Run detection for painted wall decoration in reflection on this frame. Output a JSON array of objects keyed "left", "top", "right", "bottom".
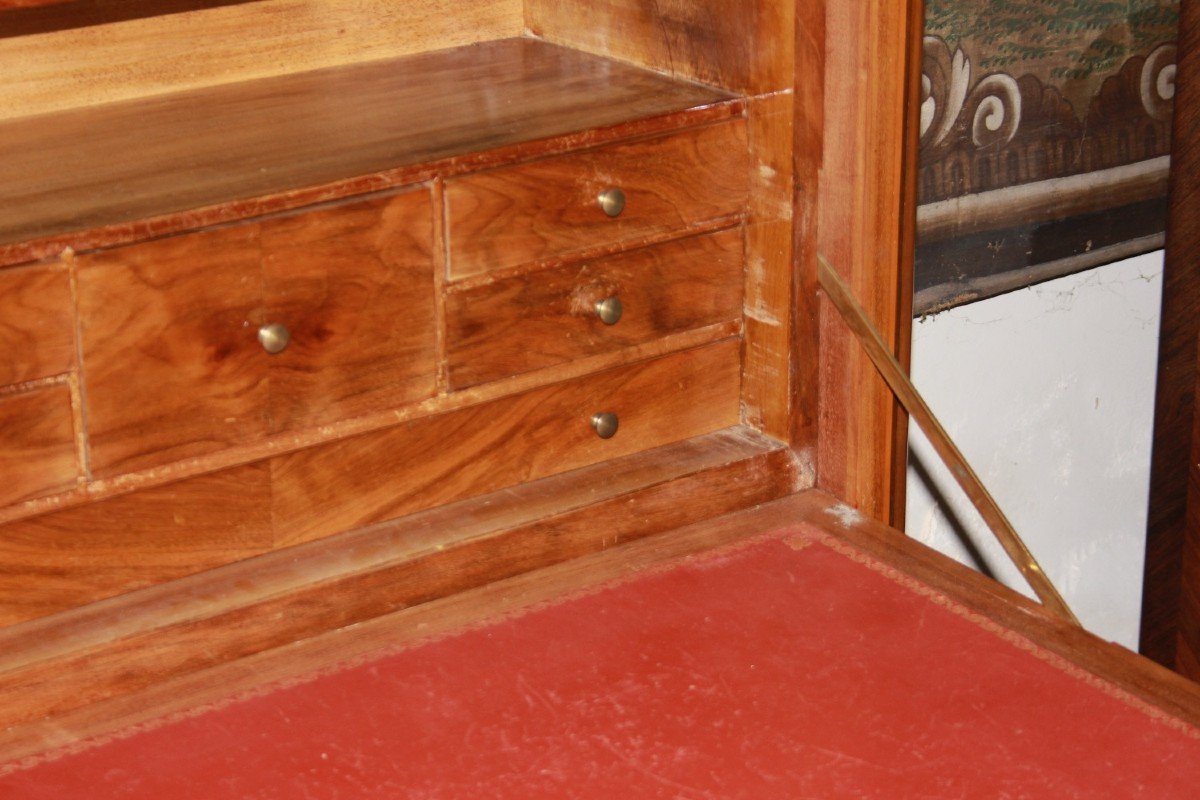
[{"left": 916, "top": 0, "right": 1179, "bottom": 313}]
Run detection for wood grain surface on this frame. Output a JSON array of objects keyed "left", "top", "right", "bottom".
[
  {"left": 446, "top": 229, "right": 744, "bottom": 388},
  {"left": 444, "top": 121, "right": 749, "bottom": 279},
  {"left": 76, "top": 191, "right": 436, "bottom": 477},
  {"left": 77, "top": 221, "right": 269, "bottom": 477},
  {"left": 816, "top": 0, "right": 922, "bottom": 525},
  {"left": 0, "top": 386, "right": 79, "bottom": 508},
  {"left": 0, "top": 463, "right": 270, "bottom": 627},
  {"left": 259, "top": 190, "right": 437, "bottom": 433},
  {"left": 0, "top": 264, "right": 74, "bottom": 386},
  {"left": 0, "top": 38, "right": 738, "bottom": 266},
  {"left": 526, "top": 0, "right": 794, "bottom": 95},
  {"left": 0, "top": 428, "right": 792, "bottom": 744},
  {"left": 0, "top": 2, "right": 256, "bottom": 39},
  {"left": 0, "top": 0, "right": 521, "bottom": 119},
  {"left": 741, "top": 91, "right": 801, "bottom": 445},
  {"left": 272, "top": 340, "right": 743, "bottom": 547},
  {"left": 1142, "top": 0, "right": 1200, "bottom": 677}
]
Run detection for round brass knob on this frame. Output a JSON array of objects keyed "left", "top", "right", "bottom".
[
  {"left": 594, "top": 296, "right": 624, "bottom": 326},
  {"left": 591, "top": 412, "right": 619, "bottom": 440},
  {"left": 257, "top": 323, "right": 291, "bottom": 354},
  {"left": 597, "top": 187, "right": 626, "bottom": 218}
]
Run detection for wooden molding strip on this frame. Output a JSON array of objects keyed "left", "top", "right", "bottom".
[{"left": 0, "top": 427, "right": 799, "bottom": 736}]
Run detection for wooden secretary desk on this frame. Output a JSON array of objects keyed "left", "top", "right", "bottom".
[{"left": 2, "top": 0, "right": 1200, "bottom": 790}]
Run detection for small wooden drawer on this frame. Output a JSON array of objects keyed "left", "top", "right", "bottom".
[
  {"left": 0, "top": 385, "right": 79, "bottom": 507},
  {"left": 446, "top": 228, "right": 745, "bottom": 388},
  {"left": 272, "top": 339, "right": 744, "bottom": 547},
  {"left": 0, "top": 264, "right": 74, "bottom": 387},
  {"left": 445, "top": 120, "right": 749, "bottom": 279},
  {"left": 77, "top": 189, "right": 437, "bottom": 479}
]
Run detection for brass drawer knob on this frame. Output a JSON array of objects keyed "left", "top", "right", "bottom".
[
  {"left": 594, "top": 296, "right": 623, "bottom": 325},
  {"left": 257, "top": 323, "right": 291, "bottom": 354},
  {"left": 597, "top": 187, "right": 626, "bottom": 218},
  {"left": 591, "top": 412, "right": 619, "bottom": 440}
]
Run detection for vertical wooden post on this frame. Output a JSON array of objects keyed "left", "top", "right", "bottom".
[{"left": 814, "top": 0, "right": 923, "bottom": 525}]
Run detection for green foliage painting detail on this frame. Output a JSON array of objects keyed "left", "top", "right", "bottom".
[{"left": 926, "top": 0, "right": 1178, "bottom": 79}]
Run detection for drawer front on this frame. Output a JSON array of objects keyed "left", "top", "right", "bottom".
[
  {"left": 0, "top": 385, "right": 79, "bottom": 507},
  {"left": 445, "top": 120, "right": 749, "bottom": 279},
  {"left": 446, "top": 228, "right": 745, "bottom": 388},
  {"left": 78, "top": 190, "right": 437, "bottom": 478},
  {"left": 260, "top": 191, "right": 437, "bottom": 433},
  {"left": 0, "top": 264, "right": 74, "bottom": 387},
  {"left": 0, "top": 462, "right": 271, "bottom": 627},
  {"left": 273, "top": 339, "right": 743, "bottom": 547},
  {"left": 78, "top": 223, "right": 268, "bottom": 477}
]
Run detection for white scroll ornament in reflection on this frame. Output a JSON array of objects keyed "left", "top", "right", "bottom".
[
  {"left": 921, "top": 36, "right": 1022, "bottom": 150},
  {"left": 1141, "top": 43, "right": 1177, "bottom": 122}
]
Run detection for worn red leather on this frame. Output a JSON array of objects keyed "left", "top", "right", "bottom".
[{"left": 4, "top": 530, "right": 1198, "bottom": 797}]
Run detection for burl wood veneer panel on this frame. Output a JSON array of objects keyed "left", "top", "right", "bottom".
[
  {"left": 0, "top": 264, "right": 74, "bottom": 386},
  {"left": 0, "top": 386, "right": 79, "bottom": 508},
  {"left": 445, "top": 120, "right": 749, "bottom": 279},
  {"left": 0, "top": 39, "right": 737, "bottom": 264},
  {"left": 0, "top": 0, "right": 523, "bottom": 119},
  {"left": 260, "top": 190, "right": 436, "bottom": 433},
  {"left": 0, "top": 463, "right": 270, "bottom": 627},
  {"left": 77, "top": 192, "right": 436, "bottom": 478},
  {"left": 446, "top": 228, "right": 745, "bottom": 388},
  {"left": 272, "top": 340, "right": 743, "bottom": 547},
  {"left": 527, "top": 0, "right": 794, "bottom": 94}
]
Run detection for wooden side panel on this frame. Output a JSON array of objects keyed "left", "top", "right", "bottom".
[
  {"left": 77, "top": 223, "right": 267, "bottom": 478},
  {"left": 526, "top": 0, "right": 793, "bottom": 94},
  {"left": 272, "top": 341, "right": 743, "bottom": 547},
  {"left": 816, "top": 0, "right": 922, "bottom": 524},
  {"left": 446, "top": 229, "right": 744, "bottom": 388},
  {"left": 1142, "top": 0, "right": 1200, "bottom": 675},
  {"left": 0, "top": 463, "right": 271, "bottom": 627},
  {"left": 0, "top": 0, "right": 523, "bottom": 119},
  {"left": 445, "top": 121, "right": 749, "bottom": 279},
  {"left": 0, "top": 386, "right": 79, "bottom": 507},
  {"left": 262, "top": 191, "right": 437, "bottom": 433},
  {"left": 0, "top": 264, "right": 74, "bottom": 386},
  {"left": 741, "top": 92, "right": 800, "bottom": 446}
]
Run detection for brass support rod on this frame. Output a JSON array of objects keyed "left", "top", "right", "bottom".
[{"left": 817, "top": 253, "right": 1081, "bottom": 627}]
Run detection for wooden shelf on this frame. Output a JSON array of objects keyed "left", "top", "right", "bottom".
[{"left": 0, "top": 37, "right": 740, "bottom": 267}]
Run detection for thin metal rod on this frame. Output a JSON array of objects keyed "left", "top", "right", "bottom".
[{"left": 817, "top": 253, "right": 1081, "bottom": 627}]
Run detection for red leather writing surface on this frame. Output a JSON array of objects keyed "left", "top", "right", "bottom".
[{"left": 3, "top": 528, "right": 1199, "bottom": 797}]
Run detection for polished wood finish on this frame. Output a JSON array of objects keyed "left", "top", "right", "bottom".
[
  {"left": 446, "top": 229, "right": 744, "bottom": 388},
  {"left": 0, "top": 428, "right": 795, "bottom": 744},
  {"left": 77, "top": 191, "right": 436, "bottom": 477},
  {"left": 0, "top": 463, "right": 271, "bottom": 627},
  {"left": 0, "top": 38, "right": 740, "bottom": 267},
  {"left": 1143, "top": 0, "right": 1200, "bottom": 676},
  {"left": 260, "top": 191, "right": 437, "bottom": 433},
  {"left": 272, "top": 340, "right": 743, "bottom": 546},
  {"left": 444, "top": 121, "right": 749, "bottom": 279},
  {"left": 0, "top": 264, "right": 74, "bottom": 386},
  {"left": 818, "top": 255, "right": 1078, "bottom": 624},
  {"left": 526, "top": 0, "right": 794, "bottom": 94},
  {"left": 0, "top": 0, "right": 522, "bottom": 119},
  {"left": 0, "top": 386, "right": 79, "bottom": 508},
  {"left": 816, "top": 0, "right": 922, "bottom": 525},
  {"left": 78, "top": 221, "right": 267, "bottom": 477}
]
